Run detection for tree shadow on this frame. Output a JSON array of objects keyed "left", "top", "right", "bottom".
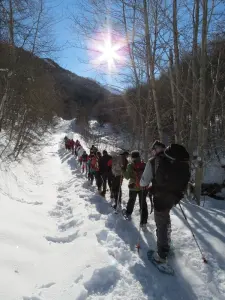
[
  {"left": 173, "top": 204, "right": 225, "bottom": 272},
  {"left": 86, "top": 192, "right": 199, "bottom": 299}
]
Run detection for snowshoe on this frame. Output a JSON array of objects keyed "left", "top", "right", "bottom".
[{"left": 147, "top": 250, "right": 174, "bottom": 275}]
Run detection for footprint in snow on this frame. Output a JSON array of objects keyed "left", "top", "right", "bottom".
[
  {"left": 89, "top": 213, "right": 101, "bottom": 221},
  {"left": 39, "top": 282, "right": 55, "bottom": 289},
  {"left": 75, "top": 274, "right": 84, "bottom": 283},
  {"left": 45, "top": 231, "right": 79, "bottom": 243},
  {"left": 83, "top": 265, "right": 120, "bottom": 295},
  {"left": 58, "top": 219, "right": 83, "bottom": 231}
]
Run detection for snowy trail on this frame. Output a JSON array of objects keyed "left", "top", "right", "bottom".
[{"left": 0, "top": 120, "right": 225, "bottom": 300}]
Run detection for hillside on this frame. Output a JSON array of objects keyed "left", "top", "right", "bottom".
[{"left": 0, "top": 43, "right": 110, "bottom": 120}]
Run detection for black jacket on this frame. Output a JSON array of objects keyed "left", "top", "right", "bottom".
[{"left": 99, "top": 154, "right": 112, "bottom": 174}]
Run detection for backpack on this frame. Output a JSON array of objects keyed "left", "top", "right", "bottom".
[
  {"left": 90, "top": 156, "right": 99, "bottom": 171},
  {"left": 153, "top": 156, "right": 190, "bottom": 201},
  {"left": 133, "top": 161, "right": 146, "bottom": 188}
]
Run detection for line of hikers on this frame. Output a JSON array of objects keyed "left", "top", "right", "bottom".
[{"left": 64, "top": 136, "right": 190, "bottom": 265}]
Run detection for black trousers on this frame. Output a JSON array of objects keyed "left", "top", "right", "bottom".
[
  {"left": 154, "top": 209, "right": 171, "bottom": 259},
  {"left": 111, "top": 175, "right": 122, "bottom": 205},
  {"left": 101, "top": 171, "right": 113, "bottom": 194},
  {"left": 126, "top": 190, "right": 148, "bottom": 224},
  {"left": 95, "top": 171, "right": 102, "bottom": 190}
]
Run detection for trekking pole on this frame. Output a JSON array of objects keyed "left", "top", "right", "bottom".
[{"left": 179, "top": 203, "right": 208, "bottom": 263}]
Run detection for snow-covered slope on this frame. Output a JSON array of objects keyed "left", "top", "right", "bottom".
[{"left": 0, "top": 120, "right": 225, "bottom": 300}]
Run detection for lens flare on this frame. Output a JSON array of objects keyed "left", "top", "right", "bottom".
[{"left": 88, "top": 29, "right": 128, "bottom": 72}]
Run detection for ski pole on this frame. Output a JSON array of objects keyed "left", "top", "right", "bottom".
[{"left": 179, "top": 203, "right": 208, "bottom": 263}]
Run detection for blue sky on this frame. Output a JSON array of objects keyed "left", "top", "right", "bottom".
[
  {"left": 49, "top": 0, "right": 120, "bottom": 87},
  {"left": 49, "top": 0, "right": 96, "bottom": 78}
]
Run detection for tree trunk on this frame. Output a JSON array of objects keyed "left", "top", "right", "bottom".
[
  {"left": 189, "top": 0, "right": 200, "bottom": 154},
  {"left": 172, "top": 0, "right": 181, "bottom": 143},
  {"left": 195, "top": 0, "right": 208, "bottom": 205},
  {"left": 143, "top": 0, "right": 163, "bottom": 141}
]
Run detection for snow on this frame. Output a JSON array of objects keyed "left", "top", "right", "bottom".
[{"left": 0, "top": 119, "right": 225, "bottom": 300}]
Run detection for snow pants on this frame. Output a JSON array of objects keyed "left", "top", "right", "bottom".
[
  {"left": 126, "top": 190, "right": 148, "bottom": 224},
  {"left": 111, "top": 175, "right": 122, "bottom": 206},
  {"left": 101, "top": 171, "right": 113, "bottom": 194},
  {"left": 154, "top": 209, "right": 171, "bottom": 259},
  {"left": 95, "top": 171, "right": 102, "bottom": 191}
]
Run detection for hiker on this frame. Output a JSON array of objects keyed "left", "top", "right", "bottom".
[
  {"left": 140, "top": 143, "right": 190, "bottom": 264},
  {"left": 75, "top": 140, "right": 81, "bottom": 157},
  {"left": 95, "top": 151, "right": 102, "bottom": 192},
  {"left": 122, "top": 150, "right": 148, "bottom": 230},
  {"left": 87, "top": 154, "right": 97, "bottom": 185},
  {"left": 70, "top": 139, "right": 75, "bottom": 154},
  {"left": 99, "top": 150, "right": 113, "bottom": 197},
  {"left": 64, "top": 136, "right": 69, "bottom": 150},
  {"left": 90, "top": 145, "right": 98, "bottom": 155},
  {"left": 111, "top": 150, "right": 129, "bottom": 210},
  {"left": 81, "top": 151, "right": 88, "bottom": 174},
  {"left": 142, "top": 141, "right": 166, "bottom": 213}
]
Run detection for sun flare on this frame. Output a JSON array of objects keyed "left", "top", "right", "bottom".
[{"left": 88, "top": 30, "right": 127, "bottom": 72}]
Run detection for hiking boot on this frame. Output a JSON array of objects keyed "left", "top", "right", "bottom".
[{"left": 152, "top": 252, "right": 167, "bottom": 264}]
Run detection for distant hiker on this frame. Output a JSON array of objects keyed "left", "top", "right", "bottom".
[
  {"left": 87, "top": 154, "right": 97, "bottom": 184},
  {"left": 95, "top": 151, "right": 102, "bottom": 192},
  {"left": 111, "top": 150, "right": 129, "bottom": 210},
  {"left": 90, "top": 145, "right": 98, "bottom": 155},
  {"left": 81, "top": 151, "right": 88, "bottom": 174},
  {"left": 64, "top": 136, "right": 69, "bottom": 150},
  {"left": 70, "top": 139, "right": 75, "bottom": 154},
  {"left": 75, "top": 140, "right": 81, "bottom": 157},
  {"left": 122, "top": 151, "right": 148, "bottom": 230},
  {"left": 99, "top": 150, "right": 113, "bottom": 197},
  {"left": 66, "top": 139, "right": 73, "bottom": 151},
  {"left": 140, "top": 143, "right": 190, "bottom": 264},
  {"left": 88, "top": 153, "right": 100, "bottom": 186}
]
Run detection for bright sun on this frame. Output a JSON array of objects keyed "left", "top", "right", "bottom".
[
  {"left": 97, "top": 38, "right": 121, "bottom": 70},
  {"left": 88, "top": 30, "right": 127, "bottom": 72}
]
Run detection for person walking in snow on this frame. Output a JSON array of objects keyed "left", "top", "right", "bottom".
[
  {"left": 140, "top": 143, "right": 190, "bottom": 264},
  {"left": 95, "top": 151, "right": 102, "bottom": 192},
  {"left": 99, "top": 150, "right": 113, "bottom": 197},
  {"left": 64, "top": 136, "right": 69, "bottom": 150},
  {"left": 122, "top": 151, "right": 148, "bottom": 230},
  {"left": 87, "top": 154, "right": 97, "bottom": 185},
  {"left": 111, "top": 150, "right": 129, "bottom": 210},
  {"left": 81, "top": 151, "right": 88, "bottom": 174},
  {"left": 70, "top": 139, "right": 75, "bottom": 154}
]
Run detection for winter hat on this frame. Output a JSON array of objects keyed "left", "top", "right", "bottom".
[
  {"left": 119, "top": 150, "right": 129, "bottom": 156},
  {"left": 152, "top": 140, "right": 166, "bottom": 150},
  {"left": 103, "top": 150, "right": 108, "bottom": 155},
  {"left": 131, "top": 150, "right": 140, "bottom": 159},
  {"left": 164, "top": 144, "right": 190, "bottom": 161}
]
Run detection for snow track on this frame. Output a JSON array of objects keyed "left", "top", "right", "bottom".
[{"left": 0, "top": 120, "right": 225, "bottom": 300}]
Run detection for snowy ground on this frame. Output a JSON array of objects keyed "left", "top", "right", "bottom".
[{"left": 0, "top": 119, "right": 225, "bottom": 300}]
